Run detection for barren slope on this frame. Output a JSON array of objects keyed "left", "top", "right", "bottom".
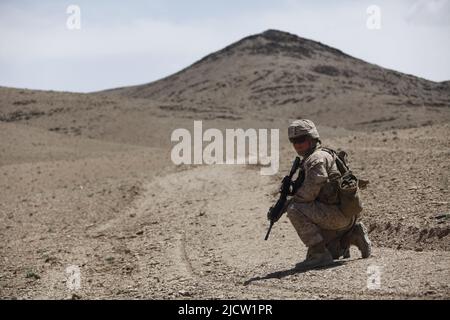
[
  {"left": 0, "top": 29, "right": 449, "bottom": 299},
  {"left": 103, "top": 29, "right": 450, "bottom": 130}
]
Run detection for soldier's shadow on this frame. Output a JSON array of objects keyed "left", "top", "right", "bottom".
[{"left": 243, "top": 260, "right": 347, "bottom": 286}]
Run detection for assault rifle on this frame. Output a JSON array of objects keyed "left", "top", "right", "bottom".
[{"left": 264, "top": 157, "right": 301, "bottom": 240}]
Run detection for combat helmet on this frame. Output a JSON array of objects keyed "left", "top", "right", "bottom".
[{"left": 288, "top": 119, "right": 319, "bottom": 142}]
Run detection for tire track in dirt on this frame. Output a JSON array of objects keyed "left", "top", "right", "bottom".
[
  {"left": 177, "top": 232, "right": 195, "bottom": 277},
  {"left": 103, "top": 164, "right": 449, "bottom": 299}
]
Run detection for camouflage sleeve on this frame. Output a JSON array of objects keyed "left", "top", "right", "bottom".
[{"left": 292, "top": 156, "right": 328, "bottom": 203}]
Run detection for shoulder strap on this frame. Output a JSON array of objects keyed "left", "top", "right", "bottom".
[{"left": 320, "top": 147, "right": 350, "bottom": 175}]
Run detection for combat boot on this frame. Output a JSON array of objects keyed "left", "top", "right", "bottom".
[
  {"left": 326, "top": 238, "right": 350, "bottom": 259},
  {"left": 348, "top": 222, "right": 371, "bottom": 258},
  {"left": 297, "top": 243, "right": 334, "bottom": 270}
]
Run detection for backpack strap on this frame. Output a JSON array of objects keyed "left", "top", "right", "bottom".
[{"left": 320, "top": 147, "right": 350, "bottom": 175}]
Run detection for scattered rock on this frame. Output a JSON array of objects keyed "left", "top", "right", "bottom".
[
  {"left": 70, "top": 293, "right": 82, "bottom": 300},
  {"left": 25, "top": 271, "right": 40, "bottom": 280},
  {"left": 178, "top": 290, "right": 192, "bottom": 297}
]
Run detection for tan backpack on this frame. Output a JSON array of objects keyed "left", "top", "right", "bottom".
[{"left": 321, "top": 147, "right": 367, "bottom": 219}]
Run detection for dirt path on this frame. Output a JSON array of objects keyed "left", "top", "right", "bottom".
[{"left": 93, "top": 164, "right": 449, "bottom": 299}]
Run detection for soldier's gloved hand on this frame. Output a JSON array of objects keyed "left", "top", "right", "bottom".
[
  {"left": 267, "top": 208, "right": 281, "bottom": 222},
  {"left": 267, "top": 210, "right": 282, "bottom": 222}
]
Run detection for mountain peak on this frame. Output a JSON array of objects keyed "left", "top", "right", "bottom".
[
  {"left": 259, "top": 29, "right": 301, "bottom": 42},
  {"left": 194, "top": 29, "right": 349, "bottom": 66}
]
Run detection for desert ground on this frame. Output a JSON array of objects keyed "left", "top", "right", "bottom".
[{"left": 0, "top": 30, "right": 449, "bottom": 299}]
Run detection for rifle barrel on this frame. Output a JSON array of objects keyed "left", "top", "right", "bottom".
[{"left": 264, "top": 221, "right": 274, "bottom": 241}]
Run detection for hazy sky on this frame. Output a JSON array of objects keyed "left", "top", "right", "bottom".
[{"left": 1, "top": 0, "right": 449, "bottom": 92}]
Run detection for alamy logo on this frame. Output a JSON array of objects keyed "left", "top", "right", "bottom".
[
  {"left": 66, "top": 265, "right": 81, "bottom": 291},
  {"left": 366, "top": 5, "right": 381, "bottom": 30},
  {"left": 367, "top": 265, "right": 382, "bottom": 290},
  {"left": 66, "top": 5, "right": 81, "bottom": 30},
  {"left": 171, "top": 121, "right": 279, "bottom": 175}
]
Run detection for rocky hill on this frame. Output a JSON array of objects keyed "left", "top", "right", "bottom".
[{"left": 102, "top": 29, "right": 450, "bottom": 130}]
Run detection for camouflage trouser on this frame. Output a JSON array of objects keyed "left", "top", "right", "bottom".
[{"left": 286, "top": 201, "right": 353, "bottom": 247}]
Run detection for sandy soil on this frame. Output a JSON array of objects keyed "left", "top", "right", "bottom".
[
  {"left": 0, "top": 30, "right": 449, "bottom": 299},
  {"left": 1, "top": 121, "right": 448, "bottom": 299}
]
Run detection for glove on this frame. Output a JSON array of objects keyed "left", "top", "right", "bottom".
[{"left": 267, "top": 198, "right": 292, "bottom": 222}]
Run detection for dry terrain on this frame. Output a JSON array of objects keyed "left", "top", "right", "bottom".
[{"left": 0, "top": 30, "right": 449, "bottom": 299}]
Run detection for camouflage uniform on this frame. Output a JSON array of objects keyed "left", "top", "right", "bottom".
[
  {"left": 281, "top": 119, "right": 371, "bottom": 268},
  {"left": 286, "top": 145, "right": 353, "bottom": 248}
]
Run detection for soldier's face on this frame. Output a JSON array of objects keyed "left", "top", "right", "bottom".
[{"left": 292, "top": 139, "right": 311, "bottom": 156}]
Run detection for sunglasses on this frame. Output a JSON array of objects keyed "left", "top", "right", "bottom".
[{"left": 289, "top": 136, "right": 308, "bottom": 144}]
